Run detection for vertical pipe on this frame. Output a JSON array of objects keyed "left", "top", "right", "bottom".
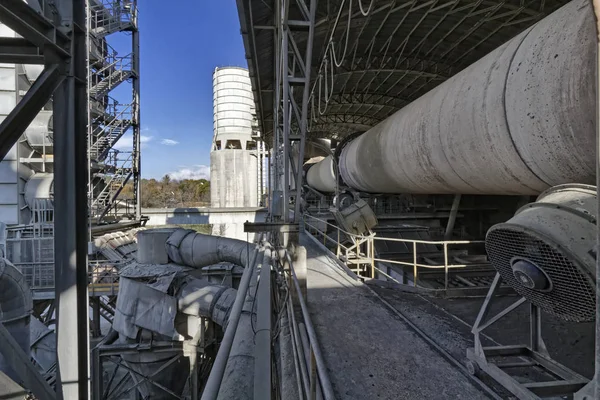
[
  {"left": 444, "top": 194, "right": 461, "bottom": 240},
  {"left": 53, "top": 0, "right": 89, "bottom": 397},
  {"left": 282, "top": 26, "right": 290, "bottom": 222}
]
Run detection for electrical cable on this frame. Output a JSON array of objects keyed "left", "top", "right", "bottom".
[
  {"left": 330, "top": 0, "right": 353, "bottom": 68},
  {"left": 358, "top": 0, "right": 374, "bottom": 16}
]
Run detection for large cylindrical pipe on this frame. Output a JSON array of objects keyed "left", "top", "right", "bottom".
[
  {"left": 165, "top": 229, "right": 251, "bottom": 268},
  {"left": 339, "top": 0, "right": 595, "bottom": 195},
  {"left": 306, "top": 155, "right": 336, "bottom": 193}
]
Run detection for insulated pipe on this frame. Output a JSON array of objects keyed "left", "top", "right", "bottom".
[
  {"left": 253, "top": 247, "right": 272, "bottom": 400},
  {"left": 337, "top": 0, "right": 595, "bottom": 195},
  {"left": 217, "top": 249, "right": 271, "bottom": 399},
  {"left": 306, "top": 155, "right": 336, "bottom": 193},
  {"left": 177, "top": 279, "right": 237, "bottom": 328},
  {"left": 165, "top": 229, "right": 251, "bottom": 268},
  {"left": 201, "top": 247, "right": 260, "bottom": 400}
]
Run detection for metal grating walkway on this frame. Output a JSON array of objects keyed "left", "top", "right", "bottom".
[{"left": 301, "top": 233, "right": 492, "bottom": 399}]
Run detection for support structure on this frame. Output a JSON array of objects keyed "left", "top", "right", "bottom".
[
  {"left": 87, "top": 0, "right": 140, "bottom": 223},
  {"left": 271, "top": 0, "right": 317, "bottom": 222},
  {"left": 467, "top": 273, "right": 588, "bottom": 399},
  {"left": 0, "top": 0, "right": 89, "bottom": 397}
]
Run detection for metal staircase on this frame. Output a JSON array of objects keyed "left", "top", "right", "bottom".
[
  {"left": 89, "top": 102, "right": 133, "bottom": 161},
  {"left": 90, "top": 54, "right": 133, "bottom": 99},
  {"left": 90, "top": 150, "right": 134, "bottom": 220},
  {"left": 89, "top": 0, "right": 135, "bottom": 38},
  {"left": 87, "top": 0, "right": 140, "bottom": 223}
]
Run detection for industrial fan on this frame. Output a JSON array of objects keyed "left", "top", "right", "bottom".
[{"left": 467, "top": 184, "right": 596, "bottom": 399}]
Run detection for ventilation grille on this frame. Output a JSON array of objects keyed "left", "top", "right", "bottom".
[{"left": 486, "top": 228, "right": 595, "bottom": 322}]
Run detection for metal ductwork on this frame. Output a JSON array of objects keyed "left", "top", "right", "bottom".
[
  {"left": 306, "top": 155, "right": 336, "bottom": 193},
  {"left": 165, "top": 229, "right": 252, "bottom": 268},
  {"left": 306, "top": 0, "right": 594, "bottom": 196},
  {"left": 0, "top": 258, "right": 32, "bottom": 382},
  {"left": 24, "top": 110, "right": 53, "bottom": 151},
  {"left": 24, "top": 173, "right": 54, "bottom": 209},
  {"left": 485, "top": 184, "right": 596, "bottom": 322},
  {"left": 112, "top": 229, "right": 257, "bottom": 399}
]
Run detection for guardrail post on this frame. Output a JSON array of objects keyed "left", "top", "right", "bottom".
[
  {"left": 370, "top": 237, "right": 375, "bottom": 279},
  {"left": 443, "top": 242, "right": 449, "bottom": 290},
  {"left": 336, "top": 228, "right": 340, "bottom": 257},
  {"left": 413, "top": 242, "right": 418, "bottom": 287}
]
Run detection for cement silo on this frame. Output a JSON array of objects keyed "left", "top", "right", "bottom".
[{"left": 210, "top": 67, "right": 260, "bottom": 208}]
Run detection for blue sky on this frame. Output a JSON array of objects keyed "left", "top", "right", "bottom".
[{"left": 111, "top": 0, "right": 247, "bottom": 180}]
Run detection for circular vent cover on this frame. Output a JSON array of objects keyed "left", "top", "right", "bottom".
[{"left": 486, "top": 226, "right": 595, "bottom": 322}]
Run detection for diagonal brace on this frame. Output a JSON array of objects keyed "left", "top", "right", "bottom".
[
  {"left": 0, "top": 322, "right": 56, "bottom": 400},
  {"left": 0, "top": 64, "right": 63, "bottom": 160}
]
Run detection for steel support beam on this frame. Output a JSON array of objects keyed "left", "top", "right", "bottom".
[
  {"left": 0, "top": 0, "right": 70, "bottom": 58},
  {"left": 272, "top": 0, "right": 317, "bottom": 223},
  {"left": 53, "top": 0, "right": 89, "bottom": 398},
  {"left": 0, "top": 37, "right": 44, "bottom": 64},
  {"left": 0, "top": 64, "right": 63, "bottom": 160}
]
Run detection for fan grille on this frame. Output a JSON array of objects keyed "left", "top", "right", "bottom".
[{"left": 486, "top": 227, "right": 595, "bottom": 322}]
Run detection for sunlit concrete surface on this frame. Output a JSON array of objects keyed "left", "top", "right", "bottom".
[{"left": 301, "top": 233, "right": 491, "bottom": 399}]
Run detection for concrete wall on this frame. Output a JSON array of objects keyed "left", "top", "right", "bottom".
[
  {"left": 210, "top": 150, "right": 259, "bottom": 208},
  {"left": 143, "top": 207, "right": 267, "bottom": 242}
]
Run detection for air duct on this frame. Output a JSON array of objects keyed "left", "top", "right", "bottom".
[
  {"left": 24, "top": 111, "right": 53, "bottom": 152},
  {"left": 24, "top": 173, "right": 54, "bottom": 208},
  {"left": 165, "top": 229, "right": 252, "bottom": 268},
  {"left": 485, "top": 184, "right": 596, "bottom": 322},
  {"left": 306, "top": 155, "right": 336, "bottom": 193},
  {"left": 330, "top": 0, "right": 594, "bottom": 195},
  {"left": 0, "top": 258, "right": 32, "bottom": 383}
]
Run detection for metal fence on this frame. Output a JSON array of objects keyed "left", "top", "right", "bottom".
[{"left": 303, "top": 213, "right": 486, "bottom": 290}]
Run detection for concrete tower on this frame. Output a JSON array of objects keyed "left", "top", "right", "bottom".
[{"left": 210, "top": 67, "right": 259, "bottom": 208}]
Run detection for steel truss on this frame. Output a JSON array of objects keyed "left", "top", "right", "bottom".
[
  {"left": 0, "top": 0, "right": 88, "bottom": 398},
  {"left": 270, "top": 0, "right": 317, "bottom": 222}
]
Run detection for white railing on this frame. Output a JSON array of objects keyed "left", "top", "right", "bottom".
[{"left": 303, "top": 213, "right": 486, "bottom": 290}]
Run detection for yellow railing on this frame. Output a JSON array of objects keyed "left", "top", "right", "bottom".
[{"left": 303, "top": 213, "right": 485, "bottom": 290}]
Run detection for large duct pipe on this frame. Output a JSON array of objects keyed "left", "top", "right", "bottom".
[
  {"left": 177, "top": 279, "right": 237, "bottom": 328},
  {"left": 0, "top": 259, "right": 32, "bottom": 383},
  {"left": 306, "top": 155, "right": 336, "bottom": 193},
  {"left": 336, "top": 0, "right": 595, "bottom": 195},
  {"left": 165, "top": 229, "right": 252, "bottom": 268}
]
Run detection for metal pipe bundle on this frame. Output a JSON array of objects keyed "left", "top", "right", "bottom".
[{"left": 308, "top": 0, "right": 595, "bottom": 195}]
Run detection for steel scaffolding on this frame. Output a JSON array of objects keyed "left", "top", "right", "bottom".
[{"left": 88, "top": 0, "right": 140, "bottom": 223}]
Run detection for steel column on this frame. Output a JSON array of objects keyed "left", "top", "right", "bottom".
[
  {"left": 132, "top": 0, "right": 142, "bottom": 220},
  {"left": 53, "top": 0, "right": 89, "bottom": 398},
  {"left": 272, "top": 0, "right": 317, "bottom": 223}
]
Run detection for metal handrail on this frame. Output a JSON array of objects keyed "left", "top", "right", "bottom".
[
  {"left": 284, "top": 250, "right": 336, "bottom": 400},
  {"left": 303, "top": 213, "right": 486, "bottom": 289}
]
